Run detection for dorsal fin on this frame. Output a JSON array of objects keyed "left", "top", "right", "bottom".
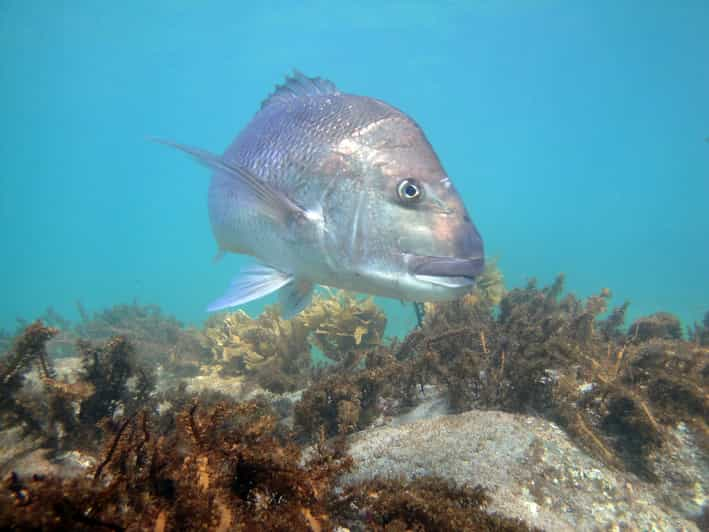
[{"left": 261, "top": 70, "right": 339, "bottom": 109}]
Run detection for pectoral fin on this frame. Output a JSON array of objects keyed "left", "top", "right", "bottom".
[
  {"left": 153, "top": 138, "right": 307, "bottom": 225},
  {"left": 207, "top": 265, "right": 293, "bottom": 312},
  {"left": 278, "top": 279, "right": 314, "bottom": 319}
]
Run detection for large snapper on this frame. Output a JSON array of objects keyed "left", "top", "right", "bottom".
[{"left": 159, "top": 72, "right": 484, "bottom": 317}]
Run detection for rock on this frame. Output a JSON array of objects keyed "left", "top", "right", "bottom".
[
  {"left": 343, "top": 406, "right": 704, "bottom": 531},
  {"left": 0, "top": 427, "right": 43, "bottom": 475},
  {"left": 0, "top": 426, "right": 95, "bottom": 479}
]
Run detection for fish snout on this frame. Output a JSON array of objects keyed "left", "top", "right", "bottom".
[
  {"left": 408, "top": 220, "right": 485, "bottom": 280},
  {"left": 411, "top": 254, "right": 484, "bottom": 280}
]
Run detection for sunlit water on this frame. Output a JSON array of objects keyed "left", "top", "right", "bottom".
[{"left": 2, "top": 1, "right": 708, "bottom": 338}]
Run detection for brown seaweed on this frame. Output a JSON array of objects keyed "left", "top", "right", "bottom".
[
  {"left": 0, "top": 398, "right": 354, "bottom": 531},
  {"left": 0, "top": 323, "right": 157, "bottom": 454},
  {"left": 0, "top": 321, "right": 59, "bottom": 436},
  {"left": 331, "top": 476, "right": 537, "bottom": 532},
  {"left": 294, "top": 348, "right": 406, "bottom": 440},
  {"left": 404, "top": 274, "right": 708, "bottom": 480},
  {"left": 1, "top": 395, "right": 534, "bottom": 532}
]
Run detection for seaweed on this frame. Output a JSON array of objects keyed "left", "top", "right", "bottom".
[
  {"left": 289, "top": 267, "right": 702, "bottom": 479},
  {"left": 330, "top": 476, "right": 536, "bottom": 532},
  {"left": 76, "top": 302, "right": 182, "bottom": 343},
  {"left": 75, "top": 336, "right": 156, "bottom": 442},
  {"left": 38, "top": 306, "right": 73, "bottom": 332},
  {"left": 204, "top": 305, "right": 312, "bottom": 388},
  {"left": 0, "top": 321, "right": 59, "bottom": 436},
  {"left": 203, "top": 290, "right": 387, "bottom": 395},
  {"left": 396, "top": 274, "right": 708, "bottom": 480},
  {"left": 76, "top": 302, "right": 211, "bottom": 373},
  {"left": 3, "top": 264, "right": 706, "bottom": 531},
  {"left": 689, "top": 310, "right": 709, "bottom": 347},
  {"left": 627, "top": 312, "right": 683, "bottom": 343},
  {"left": 1, "top": 393, "right": 534, "bottom": 531},
  {"left": 299, "top": 290, "right": 387, "bottom": 363},
  {"left": 0, "top": 329, "right": 12, "bottom": 356},
  {"left": 23, "top": 302, "right": 211, "bottom": 374},
  {"left": 0, "top": 398, "right": 354, "bottom": 531},
  {"left": 294, "top": 348, "right": 405, "bottom": 440},
  {"left": 0, "top": 323, "right": 156, "bottom": 454}
]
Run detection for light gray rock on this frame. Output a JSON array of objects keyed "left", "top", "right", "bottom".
[{"left": 343, "top": 406, "right": 703, "bottom": 531}]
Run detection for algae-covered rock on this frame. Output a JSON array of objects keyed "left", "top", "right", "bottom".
[
  {"left": 46, "top": 303, "right": 212, "bottom": 373},
  {"left": 394, "top": 273, "right": 709, "bottom": 483},
  {"left": 344, "top": 408, "right": 705, "bottom": 531},
  {"left": 628, "top": 312, "right": 682, "bottom": 342}
]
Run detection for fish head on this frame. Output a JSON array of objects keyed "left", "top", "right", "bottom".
[
  {"left": 394, "top": 176, "right": 484, "bottom": 301},
  {"left": 334, "top": 106, "right": 484, "bottom": 302},
  {"left": 384, "top": 166, "right": 484, "bottom": 302}
]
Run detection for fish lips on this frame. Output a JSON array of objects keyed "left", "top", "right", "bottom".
[{"left": 408, "top": 254, "right": 485, "bottom": 286}]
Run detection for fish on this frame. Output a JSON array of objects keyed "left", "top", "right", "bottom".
[{"left": 157, "top": 71, "right": 484, "bottom": 318}]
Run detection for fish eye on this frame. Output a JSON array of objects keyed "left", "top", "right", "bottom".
[{"left": 397, "top": 179, "right": 422, "bottom": 202}]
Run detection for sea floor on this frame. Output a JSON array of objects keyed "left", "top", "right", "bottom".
[{"left": 1, "top": 270, "right": 707, "bottom": 530}]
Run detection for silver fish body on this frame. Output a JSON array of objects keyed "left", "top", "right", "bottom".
[{"left": 162, "top": 72, "right": 484, "bottom": 316}]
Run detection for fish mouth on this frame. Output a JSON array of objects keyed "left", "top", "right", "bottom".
[{"left": 408, "top": 254, "right": 485, "bottom": 288}]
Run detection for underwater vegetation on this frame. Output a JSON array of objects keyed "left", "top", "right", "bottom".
[
  {"left": 204, "top": 291, "right": 386, "bottom": 394},
  {"left": 1, "top": 261, "right": 707, "bottom": 529},
  {"left": 41, "top": 301, "right": 211, "bottom": 375},
  {"left": 1, "top": 397, "right": 352, "bottom": 531},
  {"left": 204, "top": 306, "right": 312, "bottom": 387},
  {"left": 294, "top": 346, "right": 407, "bottom": 440},
  {"left": 406, "top": 273, "right": 708, "bottom": 480},
  {"left": 293, "top": 265, "right": 707, "bottom": 482},
  {"left": 689, "top": 310, "right": 709, "bottom": 347},
  {"left": 0, "top": 323, "right": 529, "bottom": 531},
  {"left": 0, "top": 322, "right": 156, "bottom": 453},
  {"left": 292, "top": 262, "right": 508, "bottom": 441},
  {"left": 1, "top": 321, "right": 60, "bottom": 439},
  {"left": 331, "top": 476, "right": 536, "bottom": 531}
]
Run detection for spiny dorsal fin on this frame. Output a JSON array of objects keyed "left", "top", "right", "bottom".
[{"left": 261, "top": 70, "right": 339, "bottom": 109}]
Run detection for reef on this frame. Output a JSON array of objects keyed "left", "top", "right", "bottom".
[
  {"left": 292, "top": 266, "right": 707, "bottom": 482},
  {"left": 1, "top": 260, "right": 706, "bottom": 529},
  {"left": 44, "top": 302, "right": 211, "bottom": 377},
  {"left": 0, "top": 392, "right": 529, "bottom": 531},
  {"left": 1, "top": 399, "right": 351, "bottom": 531},
  {"left": 405, "top": 274, "right": 708, "bottom": 480},
  {"left": 0, "top": 322, "right": 156, "bottom": 453}
]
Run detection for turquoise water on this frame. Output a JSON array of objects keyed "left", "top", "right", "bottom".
[{"left": 2, "top": 1, "right": 707, "bottom": 336}]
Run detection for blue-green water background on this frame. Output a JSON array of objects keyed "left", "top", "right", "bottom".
[{"left": 2, "top": 1, "right": 708, "bottom": 337}]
